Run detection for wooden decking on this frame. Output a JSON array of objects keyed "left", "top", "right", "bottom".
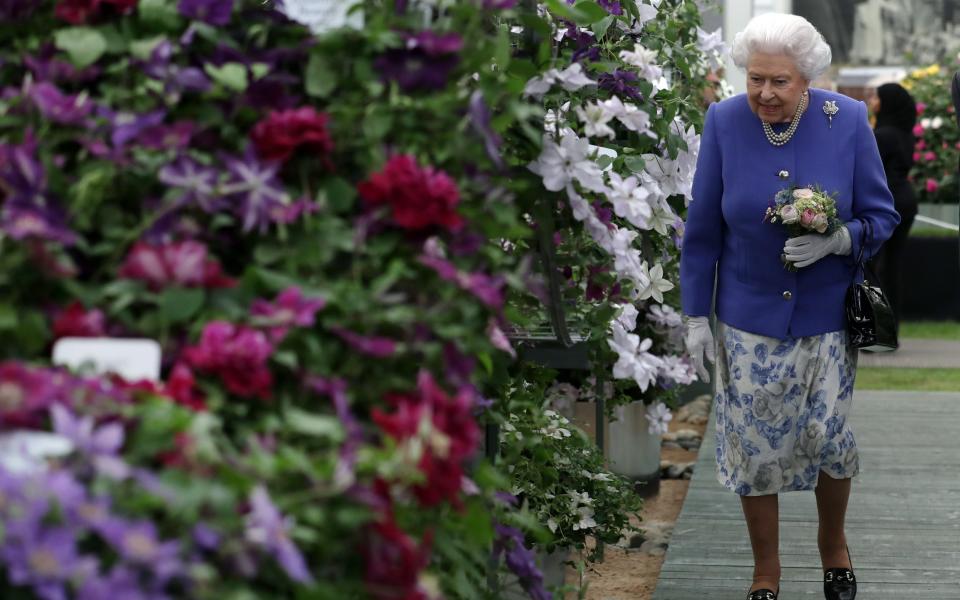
[{"left": 652, "top": 391, "right": 960, "bottom": 599}]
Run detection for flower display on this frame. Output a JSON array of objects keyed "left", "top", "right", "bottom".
[
  {"left": 358, "top": 155, "right": 463, "bottom": 232},
  {"left": 901, "top": 59, "right": 959, "bottom": 204}
]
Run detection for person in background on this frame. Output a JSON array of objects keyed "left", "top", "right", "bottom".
[{"left": 867, "top": 82, "right": 918, "bottom": 327}]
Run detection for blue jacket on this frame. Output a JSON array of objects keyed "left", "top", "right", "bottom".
[{"left": 680, "top": 89, "right": 900, "bottom": 339}]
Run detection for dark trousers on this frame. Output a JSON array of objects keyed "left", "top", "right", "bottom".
[{"left": 872, "top": 209, "right": 916, "bottom": 325}]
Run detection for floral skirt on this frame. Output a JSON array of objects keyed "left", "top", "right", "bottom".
[{"left": 714, "top": 321, "right": 860, "bottom": 496}]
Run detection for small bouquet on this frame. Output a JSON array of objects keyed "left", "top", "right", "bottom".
[{"left": 764, "top": 184, "right": 842, "bottom": 270}]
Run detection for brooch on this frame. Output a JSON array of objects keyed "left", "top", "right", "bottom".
[{"left": 823, "top": 100, "right": 839, "bottom": 129}]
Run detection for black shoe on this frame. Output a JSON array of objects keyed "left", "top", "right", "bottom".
[
  {"left": 823, "top": 545, "right": 857, "bottom": 600},
  {"left": 747, "top": 587, "right": 778, "bottom": 600}
]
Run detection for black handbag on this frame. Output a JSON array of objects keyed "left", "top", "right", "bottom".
[{"left": 845, "top": 221, "right": 898, "bottom": 351}]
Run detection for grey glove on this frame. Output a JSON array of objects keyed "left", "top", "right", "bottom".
[
  {"left": 684, "top": 316, "right": 715, "bottom": 383},
  {"left": 783, "top": 226, "right": 852, "bottom": 268}
]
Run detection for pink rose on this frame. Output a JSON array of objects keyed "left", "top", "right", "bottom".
[
  {"left": 800, "top": 208, "right": 817, "bottom": 227},
  {"left": 913, "top": 124, "right": 925, "bottom": 137},
  {"left": 916, "top": 140, "right": 926, "bottom": 150},
  {"left": 916, "top": 102, "right": 927, "bottom": 115},
  {"left": 913, "top": 152, "right": 922, "bottom": 162},
  {"left": 792, "top": 188, "right": 815, "bottom": 200},
  {"left": 811, "top": 213, "right": 828, "bottom": 233},
  {"left": 924, "top": 151, "right": 936, "bottom": 162},
  {"left": 779, "top": 204, "right": 800, "bottom": 224},
  {"left": 926, "top": 178, "right": 940, "bottom": 193}
]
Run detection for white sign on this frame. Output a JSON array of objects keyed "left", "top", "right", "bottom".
[
  {"left": 279, "top": 0, "right": 364, "bottom": 35},
  {"left": 52, "top": 337, "right": 162, "bottom": 382}
]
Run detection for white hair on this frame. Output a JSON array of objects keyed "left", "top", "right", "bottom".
[{"left": 730, "top": 13, "right": 832, "bottom": 82}]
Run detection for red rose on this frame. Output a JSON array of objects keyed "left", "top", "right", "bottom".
[
  {"left": 251, "top": 107, "right": 334, "bottom": 164},
  {"left": 358, "top": 155, "right": 463, "bottom": 232}
]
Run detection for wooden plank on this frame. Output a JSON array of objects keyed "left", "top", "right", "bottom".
[{"left": 651, "top": 391, "right": 960, "bottom": 600}]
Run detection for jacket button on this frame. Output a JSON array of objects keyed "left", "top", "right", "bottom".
[
  {"left": 783, "top": 291, "right": 792, "bottom": 300},
  {"left": 778, "top": 170, "right": 789, "bottom": 179}
]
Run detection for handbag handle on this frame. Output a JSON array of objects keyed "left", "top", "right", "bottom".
[{"left": 852, "top": 219, "right": 881, "bottom": 284}]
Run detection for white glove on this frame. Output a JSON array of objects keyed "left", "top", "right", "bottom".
[
  {"left": 684, "top": 316, "right": 715, "bottom": 384},
  {"left": 782, "top": 226, "right": 852, "bottom": 268}
]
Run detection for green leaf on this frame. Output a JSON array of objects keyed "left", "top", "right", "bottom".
[
  {"left": 285, "top": 408, "right": 344, "bottom": 441},
  {"left": 250, "top": 62, "right": 270, "bottom": 81},
  {"left": 55, "top": 27, "right": 108, "bottom": 69},
  {"left": 0, "top": 304, "right": 17, "bottom": 330},
  {"left": 129, "top": 36, "right": 166, "bottom": 61},
  {"left": 305, "top": 52, "right": 337, "bottom": 98},
  {"left": 204, "top": 62, "right": 248, "bottom": 92},
  {"left": 139, "top": 0, "right": 181, "bottom": 29},
  {"left": 362, "top": 109, "right": 392, "bottom": 140},
  {"left": 591, "top": 14, "right": 615, "bottom": 38},
  {"left": 158, "top": 288, "right": 206, "bottom": 324},
  {"left": 624, "top": 155, "right": 646, "bottom": 173}
]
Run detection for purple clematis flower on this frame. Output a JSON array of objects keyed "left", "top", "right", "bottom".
[
  {"left": 305, "top": 377, "right": 360, "bottom": 490},
  {"left": 599, "top": 69, "right": 643, "bottom": 101},
  {"left": 244, "top": 485, "right": 314, "bottom": 583},
  {"left": 483, "top": 0, "right": 517, "bottom": 8},
  {"left": 0, "top": 0, "right": 36, "bottom": 20},
  {"left": 0, "top": 135, "right": 46, "bottom": 204},
  {"left": 177, "top": 0, "right": 234, "bottom": 26},
  {"left": 598, "top": 0, "right": 622, "bottom": 15},
  {"left": 24, "top": 45, "right": 100, "bottom": 84},
  {"left": 468, "top": 90, "right": 503, "bottom": 170},
  {"left": 139, "top": 41, "right": 211, "bottom": 100},
  {"left": 375, "top": 31, "right": 463, "bottom": 92},
  {"left": 418, "top": 254, "right": 504, "bottom": 310},
  {"left": 110, "top": 110, "right": 167, "bottom": 149},
  {"left": 100, "top": 519, "right": 183, "bottom": 583},
  {"left": 158, "top": 156, "right": 219, "bottom": 211},
  {"left": 1, "top": 524, "right": 97, "bottom": 600},
  {"left": 219, "top": 151, "right": 292, "bottom": 232},
  {"left": 50, "top": 404, "right": 129, "bottom": 479},
  {"left": 76, "top": 565, "right": 152, "bottom": 600},
  {"left": 1, "top": 204, "right": 77, "bottom": 245},
  {"left": 493, "top": 524, "right": 551, "bottom": 600},
  {"left": 330, "top": 327, "right": 397, "bottom": 358},
  {"left": 28, "top": 81, "right": 94, "bottom": 126},
  {"left": 138, "top": 120, "right": 195, "bottom": 151}
]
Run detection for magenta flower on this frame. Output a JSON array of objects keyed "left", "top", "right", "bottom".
[
  {"left": 118, "top": 240, "right": 235, "bottom": 291},
  {"left": 0, "top": 362, "right": 60, "bottom": 428},
  {"left": 912, "top": 123, "right": 925, "bottom": 137},
  {"left": 483, "top": 0, "right": 517, "bottom": 7},
  {"left": 184, "top": 321, "right": 274, "bottom": 399},
  {"left": 925, "top": 178, "right": 939, "bottom": 193},
  {"left": 28, "top": 81, "right": 93, "bottom": 126},
  {"left": 250, "top": 286, "right": 325, "bottom": 343},
  {"left": 418, "top": 254, "right": 504, "bottom": 310},
  {"left": 1, "top": 204, "right": 77, "bottom": 245},
  {"left": 244, "top": 485, "right": 314, "bottom": 583},
  {"left": 219, "top": 152, "right": 292, "bottom": 232},
  {"left": 331, "top": 327, "right": 397, "bottom": 358},
  {"left": 177, "top": 0, "right": 233, "bottom": 25}
]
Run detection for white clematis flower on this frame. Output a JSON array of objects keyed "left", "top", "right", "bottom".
[
  {"left": 575, "top": 101, "right": 616, "bottom": 139},
  {"left": 523, "top": 63, "right": 596, "bottom": 99},
  {"left": 528, "top": 131, "right": 606, "bottom": 193},
  {"left": 619, "top": 43, "right": 663, "bottom": 82},
  {"left": 638, "top": 262, "right": 674, "bottom": 303},
  {"left": 602, "top": 96, "right": 655, "bottom": 137},
  {"left": 606, "top": 171, "right": 654, "bottom": 229},
  {"left": 645, "top": 401, "right": 673, "bottom": 435}
]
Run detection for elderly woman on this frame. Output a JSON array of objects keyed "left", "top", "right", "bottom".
[{"left": 680, "top": 13, "right": 899, "bottom": 600}]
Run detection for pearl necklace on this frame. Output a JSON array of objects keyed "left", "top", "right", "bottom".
[{"left": 762, "top": 90, "right": 808, "bottom": 147}]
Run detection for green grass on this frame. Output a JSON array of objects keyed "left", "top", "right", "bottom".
[
  {"left": 899, "top": 321, "right": 960, "bottom": 340},
  {"left": 909, "top": 227, "right": 959, "bottom": 238},
  {"left": 856, "top": 367, "right": 960, "bottom": 391}
]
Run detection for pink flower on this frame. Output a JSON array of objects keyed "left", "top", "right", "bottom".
[
  {"left": 418, "top": 254, "right": 504, "bottom": 310},
  {"left": 800, "top": 208, "right": 817, "bottom": 227},
  {"left": 331, "top": 327, "right": 397, "bottom": 358},
  {"left": 955, "top": 142, "right": 960, "bottom": 150},
  {"left": 357, "top": 155, "right": 463, "bottom": 232},
  {"left": 811, "top": 213, "right": 828, "bottom": 233},
  {"left": 0, "top": 362, "right": 59, "bottom": 428},
  {"left": 184, "top": 321, "right": 274, "bottom": 399},
  {"left": 913, "top": 151, "right": 922, "bottom": 162},
  {"left": 486, "top": 318, "right": 516, "bottom": 358},
  {"left": 916, "top": 102, "right": 927, "bottom": 115},
  {"left": 52, "top": 301, "right": 105, "bottom": 339},
  {"left": 119, "top": 240, "right": 235, "bottom": 291},
  {"left": 916, "top": 140, "right": 926, "bottom": 150},
  {"left": 925, "top": 178, "right": 940, "bottom": 193},
  {"left": 912, "top": 123, "right": 925, "bottom": 137},
  {"left": 779, "top": 204, "right": 799, "bottom": 225},
  {"left": 923, "top": 151, "right": 936, "bottom": 162},
  {"left": 250, "top": 287, "right": 325, "bottom": 343}
]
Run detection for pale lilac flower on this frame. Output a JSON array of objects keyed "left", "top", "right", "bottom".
[
  {"left": 76, "top": 565, "right": 149, "bottom": 600},
  {"left": 619, "top": 43, "right": 663, "bottom": 82},
  {"left": 487, "top": 318, "right": 516, "bottom": 358},
  {"left": 605, "top": 171, "right": 654, "bottom": 229},
  {"left": 50, "top": 405, "right": 129, "bottom": 479},
  {"left": 637, "top": 262, "right": 674, "bottom": 304},
  {"left": 658, "top": 356, "right": 697, "bottom": 387},
  {"left": 528, "top": 131, "right": 606, "bottom": 193},
  {"left": 1, "top": 204, "right": 77, "bottom": 245},
  {"left": 110, "top": 110, "right": 167, "bottom": 149},
  {"left": 418, "top": 254, "right": 505, "bottom": 309},
  {"left": 468, "top": 90, "right": 503, "bottom": 169},
  {"left": 219, "top": 152, "right": 292, "bottom": 232},
  {"left": 646, "top": 304, "right": 682, "bottom": 329},
  {"left": 615, "top": 303, "right": 639, "bottom": 331},
  {"left": 696, "top": 27, "right": 728, "bottom": 70},
  {"left": 645, "top": 401, "right": 672, "bottom": 435},
  {"left": 608, "top": 322, "right": 663, "bottom": 391},
  {"left": 602, "top": 96, "right": 654, "bottom": 136},
  {"left": 575, "top": 101, "right": 615, "bottom": 139},
  {"left": 158, "top": 156, "right": 219, "bottom": 211},
  {"left": 523, "top": 63, "right": 595, "bottom": 98},
  {"left": 244, "top": 485, "right": 313, "bottom": 583}
]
